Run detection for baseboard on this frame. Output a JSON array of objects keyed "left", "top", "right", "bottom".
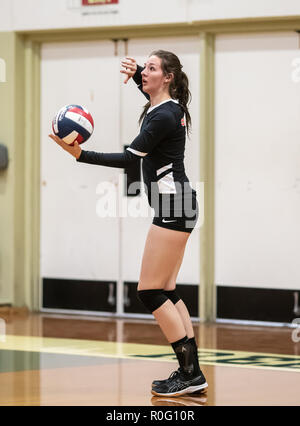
[
  {"left": 42, "top": 278, "right": 199, "bottom": 317},
  {"left": 42, "top": 278, "right": 117, "bottom": 313},
  {"left": 124, "top": 281, "right": 199, "bottom": 317},
  {"left": 217, "top": 285, "right": 300, "bottom": 323}
]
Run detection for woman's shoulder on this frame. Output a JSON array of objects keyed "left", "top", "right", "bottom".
[{"left": 148, "top": 101, "right": 181, "bottom": 125}]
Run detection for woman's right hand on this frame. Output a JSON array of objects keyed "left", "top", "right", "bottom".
[{"left": 120, "top": 57, "right": 137, "bottom": 84}]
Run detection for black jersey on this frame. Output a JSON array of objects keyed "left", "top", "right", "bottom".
[{"left": 77, "top": 65, "right": 195, "bottom": 215}]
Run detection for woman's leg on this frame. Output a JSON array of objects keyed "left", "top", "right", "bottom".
[
  {"left": 138, "top": 224, "right": 207, "bottom": 396},
  {"left": 163, "top": 246, "right": 195, "bottom": 339},
  {"left": 137, "top": 224, "right": 190, "bottom": 343}
]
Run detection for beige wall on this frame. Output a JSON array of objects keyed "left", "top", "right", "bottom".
[
  {"left": 0, "top": 32, "right": 16, "bottom": 304},
  {"left": 0, "top": 32, "right": 25, "bottom": 305}
]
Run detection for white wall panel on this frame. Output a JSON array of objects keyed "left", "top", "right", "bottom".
[
  {"left": 2, "top": 0, "right": 300, "bottom": 32},
  {"left": 11, "top": 0, "right": 187, "bottom": 32},
  {"left": 215, "top": 32, "right": 300, "bottom": 290},
  {"left": 41, "top": 40, "right": 120, "bottom": 281},
  {"left": 187, "top": 0, "right": 300, "bottom": 21}
]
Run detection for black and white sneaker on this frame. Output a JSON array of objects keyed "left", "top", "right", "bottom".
[
  {"left": 152, "top": 368, "right": 181, "bottom": 388},
  {"left": 151, "top": 371, "right": 208, "bottom": 397},
  {"left": 152, "top": 369, "right": 207, "bottom": 395}
]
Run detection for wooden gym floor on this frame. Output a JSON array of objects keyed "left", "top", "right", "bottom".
[{"left": 0, "top": 311, "right": 299, "bottom": 406}]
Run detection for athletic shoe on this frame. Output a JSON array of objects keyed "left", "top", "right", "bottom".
[
  {"left": 152, "top": 368, "right": 207, "bottom": 395},
  {"left": 151, "top": 370, "right": 208, "bottom": 397},
  {"left": 152, "top": 368, "right": 181, "bottom": 388}
]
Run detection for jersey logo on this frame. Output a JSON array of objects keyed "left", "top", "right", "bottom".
[
  {"left": 181, "top": 117, "right": 185, "bottom": 127},
  {"left": 162, "top": 219, "right": 177, "bottom": 223}
]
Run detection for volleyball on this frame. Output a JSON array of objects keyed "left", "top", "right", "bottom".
[{"left": 52, "top": 104, "right": 94, "bottom": 145}]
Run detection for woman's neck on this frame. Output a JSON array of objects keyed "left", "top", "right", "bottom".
[{"left": 150, "top": 91, "right": 171, "bottom": 107}]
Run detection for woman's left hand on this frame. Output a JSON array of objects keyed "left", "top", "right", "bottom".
[
  {"left": 120, "top": 57, "right": 137, "bottom": 84},
  {"left": 49, "top": 134, "right": 82, "bottom": 160}
]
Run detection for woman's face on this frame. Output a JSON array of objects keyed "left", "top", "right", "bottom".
[{"left": 141, "top": 55, "right": 170, "bottom": 95}]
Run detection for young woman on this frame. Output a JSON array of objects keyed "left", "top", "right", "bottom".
[{"left": 49, "top": 50, "right": 208, "bottom": 397}]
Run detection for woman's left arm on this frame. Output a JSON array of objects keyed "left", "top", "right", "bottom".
[
  {"left": 49, "top": 110, "right": 175, "bottom": 168},
  {"left": 48, "top": 134, "right": 140, "bottom": 168}
]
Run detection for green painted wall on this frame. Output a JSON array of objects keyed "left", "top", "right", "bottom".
[{"left": 0, "top": 32, "right": 25, "bottom": 306}]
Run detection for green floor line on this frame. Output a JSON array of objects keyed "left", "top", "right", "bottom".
[{"left": 0, "top": 335, "right": 299, "bottom": 373}]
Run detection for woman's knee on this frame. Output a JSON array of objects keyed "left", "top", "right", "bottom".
[
  {"left": 137, "top": 288, "right": 169, "bottom": 313},
  {"left": 163, "top": 288, "right": 181, "bottom": 305}
]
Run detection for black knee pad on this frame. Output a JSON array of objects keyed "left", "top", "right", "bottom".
[
  {"left": 137, "top": 289, "right": 168, "bottom": 313},
  {"left": 163, "top": 289, "right": 181, "bottom": 305}
]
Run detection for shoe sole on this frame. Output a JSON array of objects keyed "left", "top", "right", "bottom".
[
  {"left": 151, "top": 382, "right": 208, "bottom": 398},
  {"left": 152, "top": 382, "right": 208, "bottom": 393},
  {"left": 152, "top": 384, "right": 207, "bottom": 394}
]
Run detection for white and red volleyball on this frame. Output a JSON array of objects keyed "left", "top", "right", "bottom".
[{"left": 52, "top": 104, "right": 94, "bottom": 145}]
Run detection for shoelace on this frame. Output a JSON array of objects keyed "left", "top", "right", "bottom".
[{"left": 168, "top": 368, "right": 182, "bottom": 380}]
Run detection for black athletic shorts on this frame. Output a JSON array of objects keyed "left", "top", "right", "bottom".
[{"left": 152, "top": 191, "right": 199, "bottom": 234}]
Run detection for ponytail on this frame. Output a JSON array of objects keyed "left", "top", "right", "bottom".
[{"left": 175, "top": 70, "right": 192, "bottom": 137}]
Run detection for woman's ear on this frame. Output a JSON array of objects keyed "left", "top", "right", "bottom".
[{"left": 165, "top": 72, "right": 174, "bottom": 83}]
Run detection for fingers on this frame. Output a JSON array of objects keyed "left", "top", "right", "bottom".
[
  {"left": 123, "top": 56, "right": 136, "bottom": 64},
  {"left": 49, "top": 134, "right": 69, "bottom": 150},
  {"left": 120, "top": 71, "right": 130, "bottom": 84},
  {"left": 121, "top": 62, "right": 135, "bottom": 72},
  {"left": 120, "top": 57, "right": 137, "bottom": 84},
  {"left": 120, "top": 64, "right": 133, "bottom": 81},
  {"left": 121, "top": 57, "right": 137, "bottom": 70},
  {"left": 49, "top": 134, "right": 63, "bottom": 145}
]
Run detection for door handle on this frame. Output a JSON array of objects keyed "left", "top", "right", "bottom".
[{"left": 107, "top": 282, "right": 116, "bottom": 306}]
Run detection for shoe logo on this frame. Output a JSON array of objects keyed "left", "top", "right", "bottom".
[
  {"left": 162, "top": 219, "right": 177, "bottom": 223},
  {"left": 168, "top": 375, "right": 200, "bottom": 392}
]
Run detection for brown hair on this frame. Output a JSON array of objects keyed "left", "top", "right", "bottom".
[{"left": 138, "top": 50, "right": 192, "bottom": 137}]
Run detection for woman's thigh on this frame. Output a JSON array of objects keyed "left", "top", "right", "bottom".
[
  {"left": 164, "top": 245, "right": 186, "bottom": 291},
  {"left": 137, "top": 224, "right": 190, "bottom": 291}
]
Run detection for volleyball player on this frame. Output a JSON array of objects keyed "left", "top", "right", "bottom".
[{"left": 49, "top": 50, "right": 208, "bottom": 397}]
